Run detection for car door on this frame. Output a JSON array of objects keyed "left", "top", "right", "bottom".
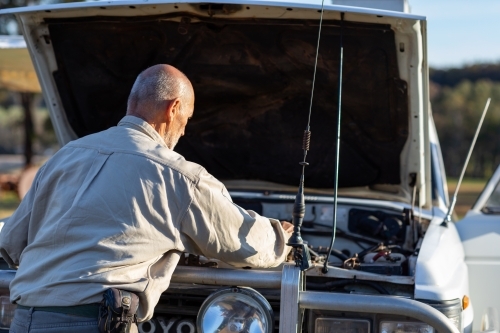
[{"left": 456, "top": 164, "right": 500, "bottom": 331}]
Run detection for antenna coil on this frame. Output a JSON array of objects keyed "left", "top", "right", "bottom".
[
  {"left": 302, "top": 130, "right": 311, "bottom": 151},
  {"left": 286, "top": 0, "right": 327, "bottom": 271}
]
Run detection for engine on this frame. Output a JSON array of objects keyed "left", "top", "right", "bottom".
[
  {"left": 234, "top": 196, "right": 429, "bottom": 278},
  {"left": 136, "top": 195, "right": 432, "bottom": 333}
]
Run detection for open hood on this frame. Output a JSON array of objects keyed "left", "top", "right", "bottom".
[{"left": 1, "top": 0, "right": 430, "bottom": 206}]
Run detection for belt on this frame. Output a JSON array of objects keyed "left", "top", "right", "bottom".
[{"left": 17, "top": 303, "right": 100, "bottom": 318}]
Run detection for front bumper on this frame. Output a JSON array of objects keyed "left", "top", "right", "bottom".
[{"left": 0, "top": 266, "right": 460, "bottom": 333}]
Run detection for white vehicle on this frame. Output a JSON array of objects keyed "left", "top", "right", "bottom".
[
  {"left": 0, "top": 0, "right": 497, "bottom": 333},
  {"left": 457, "top": 168, "right": 500, "bottom": 332}
]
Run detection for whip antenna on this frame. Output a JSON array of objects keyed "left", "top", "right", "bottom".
[
  {"left": 287, "top": 0, "right": 327, "bottom": 271},
  {"left": 442, "top": 97, "right": 491, "bottom": 226},
  {"left": 323, "top": 12, "right": 345, "bottom": 273}
]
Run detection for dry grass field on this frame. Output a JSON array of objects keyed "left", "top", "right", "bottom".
[{"left": 0, "top": 178, "right": 488, "bottom": 221}]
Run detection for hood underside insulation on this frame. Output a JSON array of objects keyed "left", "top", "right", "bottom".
[{"left": 48, "top": 14, "right": 408, "bottom": 188}]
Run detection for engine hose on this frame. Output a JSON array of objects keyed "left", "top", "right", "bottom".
[
  {"left": 357, "top": 243, "right": 384, "bottom": 259},
  {"left": 330, "top": 248, "right": 349, "bottom": 261},
  {"left": 386, "top": 245, "right": 413, "bottom": 255},
  {"left": 302, "top": 228, "right": 378, "bottom": 246},
  {"left": 311, "top": 247, "right": 349, "bottom": 261},
  {"left": 307, "top": 279, "right": 390, "bottom": 294},
  {"left": 371, "top": 251, "right": 389, "bottom": 262},
  {"left": 308, "top": 248, "right": 322, "bottom": 260}
]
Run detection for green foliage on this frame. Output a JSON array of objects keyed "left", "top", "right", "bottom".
[
  {"left": 432, "top": 79, "right": 500, "bottom": 178},
  {"left": 0, "top": 103, "right": 57, "bottom": 154},
  {"left": 430, "top": 63, "right": 500, "bottom": 87},
  {"left": 0, "top": 191, "right": 20, "bottom": 220},
  {"left": 0, "top": 105, "right": 23, "bottom": 153}
]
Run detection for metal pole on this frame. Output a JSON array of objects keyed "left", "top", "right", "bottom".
[
  {"left": 323, "top": 12, "right": 345, "bottom": 273},
  {"left": 300, "top": 291, "right": 460, "bottom": 333},
  {"left": 171, "top": 266, "right": 282, "bottom": 289},
  {"left": 442, "top": 98, "right": 491, "bottom": 225}
]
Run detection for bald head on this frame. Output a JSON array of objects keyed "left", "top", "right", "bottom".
[
  {"left": 126, "top": 64, "right": 195, "bottom": 149},
  {"left": 127, "top": 64, "right": 194, "bottom": 120}
]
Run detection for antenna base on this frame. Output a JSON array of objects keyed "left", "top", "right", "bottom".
[
  {"left": 440, "top": 215, "right": 451, "bottom": 227},
  {"left": 288, "top": 235, "right": 304, "bottom": 246},
  {"left": 289, "top": 243, "right": 312, "bottom": 271}
]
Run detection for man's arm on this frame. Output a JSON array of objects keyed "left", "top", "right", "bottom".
[
  {"left": 0, "top": 165, "right": 44, "bottom": 268},
  {"left": 179, "top": 170, "right": 291, "bottom": 268}
]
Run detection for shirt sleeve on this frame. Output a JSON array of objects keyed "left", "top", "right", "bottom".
[
  {"left": 179, "top": 169, "right": 290, "bottom": 268},
  {"left": 0, "top": 165, "right": 45, "bottom": 269}
]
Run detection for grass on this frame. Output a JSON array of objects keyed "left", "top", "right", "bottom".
[
  {"left": 447, "top": 177, "right": 487, "bottom": 193},
  {"left": 0, "top": 191, "right": 20, "bottom": 220}
]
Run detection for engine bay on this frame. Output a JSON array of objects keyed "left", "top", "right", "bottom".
[{"left": 231, "top": 193, "right": 429, "bottom": 278}]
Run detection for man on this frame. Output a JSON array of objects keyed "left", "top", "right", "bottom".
[{"left": 0, "top": 64, "right": 292, "bottom": 332}]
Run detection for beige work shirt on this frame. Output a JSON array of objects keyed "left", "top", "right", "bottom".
[{"left": 0, "top": 116, "right": 290, "bottom": 321}]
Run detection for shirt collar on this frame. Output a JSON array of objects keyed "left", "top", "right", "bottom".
[{"left": 117, "top": 116, "right": 168, "bottom": 148}]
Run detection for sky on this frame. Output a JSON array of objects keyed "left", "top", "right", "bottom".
[{"left": 410, "top": 0, "right": 500, "bottom": 68}]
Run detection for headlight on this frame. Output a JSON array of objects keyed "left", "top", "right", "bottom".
[
  {"left": 380, "top": 321, "right": 434, "bottom": 333},
  {"left": 197, "top": 287, "right": 273, "bottom": 333},
  {"left": 316, "top": 318, "right": 370, "bottom": 333}
]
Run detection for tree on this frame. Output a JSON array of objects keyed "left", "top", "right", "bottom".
[
  {"left": 432, "top": 79, "right": 500, "bottom": 179},
  {"left": 0, "top": 0, "right": 74, "bottom": 165}
]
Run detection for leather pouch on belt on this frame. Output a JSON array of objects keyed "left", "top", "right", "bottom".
[{"left": 98, "top": 288, "right": 139, "bottom": 333}]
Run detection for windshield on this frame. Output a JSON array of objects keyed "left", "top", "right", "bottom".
[{"left": 482, "top": 180, "right": 500, "bottom": 214}]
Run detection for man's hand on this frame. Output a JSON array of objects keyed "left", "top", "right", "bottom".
[{"left": 280, "top": 221, "right": 294, "bottom": 235}]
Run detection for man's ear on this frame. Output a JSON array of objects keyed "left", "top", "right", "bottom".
[{"left": 165, "top": 98, "right": 181, "bottom": 123}]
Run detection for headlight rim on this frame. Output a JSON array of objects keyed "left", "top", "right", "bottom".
[{"left": 197, "top": 286, "right": 274, "bottom": 333}]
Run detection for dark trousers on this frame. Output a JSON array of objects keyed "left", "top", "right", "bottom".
[
  {"left": 10, "top": 307, "right": 139, "bottom": 333},
  {"left": 10, "top": 307, "right": 98, "bottom": 333}
]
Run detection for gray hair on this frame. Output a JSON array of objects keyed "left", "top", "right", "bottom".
[{"left": 126, "top": 65, "right": 191, "bottom": 118}]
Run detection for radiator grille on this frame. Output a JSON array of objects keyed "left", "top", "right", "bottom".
[{"left": 150, "top": 285, "right": 281, "bottom": 333}]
